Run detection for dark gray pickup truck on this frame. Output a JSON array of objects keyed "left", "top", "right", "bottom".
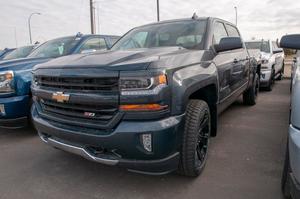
[{"left": 31, "top": 16, "right": 260, "bottom": 176}]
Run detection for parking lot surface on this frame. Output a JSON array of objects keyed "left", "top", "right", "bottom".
[{"left": 0, "top": 80, "right": 290, "bottom": 199}]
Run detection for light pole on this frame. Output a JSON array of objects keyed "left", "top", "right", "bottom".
[
  {"left": 90, "top": 0, "right": 95, "bottom": 34},
  {"left": 96, "top": 3, "right": 100, "bottom": 34},
  {"left": 157, "top": 0, "right": 160, "bottom": 22},
  {"left": 28, "top": 12, "right": 41, "bottom": 44},
  {"left": 234, "top": 6, "right": 238, "bottom": 26}
]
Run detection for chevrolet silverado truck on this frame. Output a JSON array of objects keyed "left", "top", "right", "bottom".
[
  {"left": 245, "top": 40, "right": 285, "bottom": 91},
  {"left": 32, "top": 16, "right": 260, "bottom": 176},
  {"left": 0, "top": 33, "right": 119, "bottom": 128}
]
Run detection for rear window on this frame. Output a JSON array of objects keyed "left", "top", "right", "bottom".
[{"left": 245, "top": 41, "right": 270, "bottom": 53}]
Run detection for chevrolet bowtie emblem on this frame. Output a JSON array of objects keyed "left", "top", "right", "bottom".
[{"left": 52, "top": 92, "right": 70, "bottom": 103}]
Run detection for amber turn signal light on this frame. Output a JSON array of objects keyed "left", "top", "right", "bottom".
[
  {"left": 158, "top": 74, "right": 167, "bottom": 85},
  {"left": 120, "top": 104, "right": 168, "bottom": 111}
]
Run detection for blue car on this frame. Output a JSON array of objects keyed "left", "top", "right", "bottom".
[{"left": 0, "top": 33, "right": 119, "bottom": 128}]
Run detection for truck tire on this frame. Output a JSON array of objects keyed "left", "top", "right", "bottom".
[
  {"left": 178, "top": 100, "right": 211, "bottom": 177},
  {"left": 282, "top": 147, "right": 291, "bottom": 198},
  {"left": 243, "top": 73, "right": 259, "bottom": 106},
  {"left": 266, "top": 69, "right": 275, "bottom": 91}
]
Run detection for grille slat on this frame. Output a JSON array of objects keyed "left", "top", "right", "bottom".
[
  {"left": 40, "top": 99, "right": 117, "bottom": 122},
  {"left": 42, "top": 100, "right": 118, "bottom": 114},
  {"left": 40, "top": 80, "right": 118, "bottom": 89},
  {"left": 36, "top": 76, "right": 119, "bottom": 92},
  {"left": 42, "top": 106, "right": 114, "bottom": 120}
]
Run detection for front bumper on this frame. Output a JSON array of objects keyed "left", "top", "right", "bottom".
[
  {"left": 0, "top": 95, "right": 30, "bottom": 128},
  {"left": 260, "top": 69, "right": 272, "bottom": 86},
  {"left": 32, "top": 104, "right": 184, "bottom": 175}
]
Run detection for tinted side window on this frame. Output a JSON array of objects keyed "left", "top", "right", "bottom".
[
  {"left": 213, "top": 22, "right": 228, "bottom": 45},
  {"left": 80, "top": 38, "right": 107, "bottom": 52},
  {"left": 225, "top": 24, "right": 240, "bottom": 37}
]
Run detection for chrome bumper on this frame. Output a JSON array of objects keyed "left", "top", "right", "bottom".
[{"left": 40, "top": 134, "right": 119, "bottom": 166}]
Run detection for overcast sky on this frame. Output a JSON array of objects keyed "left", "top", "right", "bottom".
[{"left": 0, "top": 0, "right": 300, "bottom": 49}]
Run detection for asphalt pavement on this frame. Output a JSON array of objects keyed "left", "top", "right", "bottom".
[{"left": 0, "top": 79, "right": 290, "bottom": 199}]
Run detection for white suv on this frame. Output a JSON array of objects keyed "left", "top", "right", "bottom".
[{"left": 245, "top": 40, "right": 285, "bottom": 91}]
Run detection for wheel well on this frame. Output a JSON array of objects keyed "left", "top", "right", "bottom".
[{"left": 189, "top": 85, "right": 218, "bottom": 137}]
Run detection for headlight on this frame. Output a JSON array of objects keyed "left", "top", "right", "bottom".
[
  {"left": 120, "top": 78, "right": 153, "bottom": 90},
  {"left": 120, "top": 74, "right": 168, "bottom": 112},
  {"left": 0, "top": 71, "right": 14, "bottom": 94},
  {"left": 120, "top": 74, "right": 167, "bottom": 95},
  {"left": 120, "top": 74, "right": 167, "bottom": 90}
]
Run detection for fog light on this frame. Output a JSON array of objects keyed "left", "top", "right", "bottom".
[{"left": 141, "top": 134, "right": 152, "bottom": 152}]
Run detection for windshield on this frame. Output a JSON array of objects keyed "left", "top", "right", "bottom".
[
  {"left": 3, "top": 46, "right": 34, "bottom": 60},
  {"left": 28, "top": 37, "right": 80, "bottom": 58},
  {"left": 111, "top": 20, "right": 207, "bottom": 50},
  {"left": 245, "top": 41, "right": 270, "bottom": 53}
]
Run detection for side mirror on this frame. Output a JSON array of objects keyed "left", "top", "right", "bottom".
[
  {"left": 81, "top": 49, "right": 97, "bottom": 54},
  {"left": 215, "top": 37, "right": 243, "bottom": 53},
  {"left": 280, "top": 34, "right": 300, "bottom": 50},
  {"left": 273, "top": 49, "right": 283, "bottom": 54}
]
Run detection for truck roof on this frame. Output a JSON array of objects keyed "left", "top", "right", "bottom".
[{"left": 136, "top": 17, "right": 236, "bottom": 29}]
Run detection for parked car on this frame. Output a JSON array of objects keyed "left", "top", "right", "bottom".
[
  {"left": 0, "top": 33, "right": 119, "bottom": 129},
  {"left": 280, "top": 34, "right": 300, "bottom": 199},
  {"left": 1, "top": 45, "right": 36, "bottom": 60},
  {"left": 245, "top": 40, "right": 285, "bottom": 91},
  {"left": 0, "top": 48, "right": 16, "bottom": 60},
  {"left": 32, "top": 16, "right": 260, "bottom": 176}
]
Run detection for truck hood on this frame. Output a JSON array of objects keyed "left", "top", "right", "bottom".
[
  {"left": 34, "top": 47, "right": 209, "bottom": 71},
  {"left": 0, "top": 57, "right": 52, "bottom": 72}
]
